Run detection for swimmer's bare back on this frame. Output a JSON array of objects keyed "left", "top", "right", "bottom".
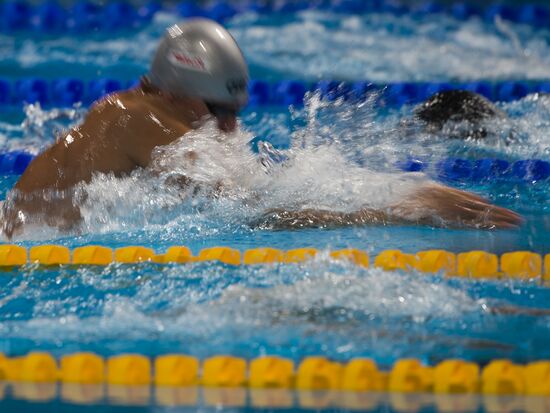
[{"left": 2, "top": 84, "right": 211, "bottom": 237}]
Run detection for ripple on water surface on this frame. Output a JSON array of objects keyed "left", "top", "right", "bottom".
[
  {"left": 0, "top": 11, "right": 549, "bottom": 81},
  {"left": 0, "top": 12, "right": 548, "bottom": 365},
  {"left": 0, "top": 93, "right": 547, "bottom": 251},
  {"left": 1, "top": 258, "right": 550, "bottom": 364}
]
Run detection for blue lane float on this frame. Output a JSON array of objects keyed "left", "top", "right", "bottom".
[
  {"left": 0, "top": 151, "right": 34, "bottom": 175},
  {"left": 14, "top": 78, "right": 49, "bottom": 106},
  {"left": 0, "top": 0, "right": 160, "bottom": 33},
  {"left": 471, "top": 159, "right": 511, "bottom": 181},
  {"left": 400, "top": 157, "right": 550, "bottom": 183},
  {"left": 512, "top": 160, "right": 550, "bottom": 182},
  {"left": 271, "top": 80, "right": 308, "bottom": 106},
  {"left": 1, "top": 1, "right": 550, "bottom": 33},
  {"left": 51, "top": 78, "right": 84, "bottom": 106},
  {"left": 193, "top": 0, "right": 550, "bottom": 28},
  {"left": 1, "top": 78, "right": 549, "bottom": 108},
  {"left": 1, "top": 149, "right": 548, "bottom": 183}
]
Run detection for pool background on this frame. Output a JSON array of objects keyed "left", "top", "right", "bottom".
[
  {"left": 3, "top": 9, "right": 550, "bottom": 82},
  {"left": 0, "top": 3, "right": 549, "bottom": 412},
  {"left": 2, "top": 387, "right": 550, "bottom": 412}
]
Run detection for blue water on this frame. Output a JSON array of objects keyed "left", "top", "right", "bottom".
[
  {"left": 0, "top": 7, "right": 549, "bottom": 412},
  {"left": 1, "top": 387, "right": 549, "bottom": 412},
  {"left": 2, "top": 10, "right": 550, "bottom": 82}
]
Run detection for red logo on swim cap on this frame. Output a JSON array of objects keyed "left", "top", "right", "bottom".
[{"left": 170, "top": 51, "right": 207, "bottom": 71}]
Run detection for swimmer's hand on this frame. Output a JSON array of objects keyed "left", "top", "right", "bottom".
[{"left": 391, "top": 183, "right": 522, "bottom": 229}]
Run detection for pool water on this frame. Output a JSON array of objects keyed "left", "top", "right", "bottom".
[
  {"left": 1, "top": 387, "right": 549, "bottom": 412},
  {"left": 2, "top": 10, "right": 550, "bottom": 82},
  {"left": 0, "top": 6, "right": 549, "bottom": 412},
  {"left": 1, "top": 92, "right": 548, "bottom": 252}
]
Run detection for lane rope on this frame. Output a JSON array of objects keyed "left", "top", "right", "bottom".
[
  {"left": 1, "top": 1, "right": 549, "bottom": 33},
  {"left": 1, "top": 150, "right": 548, "bottom": 183},
  {"left": 1, "top": 245, "right": 549, "bottom": 280},
  {"left": 1, "top": 352, "right": 549, "bottom": 397},
  {"left": 399, "top": 158, "right": 550, "bottom": 183},
  {"left": 2, "top": 78, "right": 549, "bottom": 108}
]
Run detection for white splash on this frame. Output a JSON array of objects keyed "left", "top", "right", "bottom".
[
  {"left": 2, "top": 10, "right": 550, "bottom": 82},
  {"left": 0, "top": 262, "right": 483, "bottom": 345},
  {"left": 232, "top": 11, "right": 550, "bottom": 81},
  {"left": 69, "top": 98, "right": 431, "bottom": 237},
  {"left": 3, "top": 85, "right": 549, "bottom": 242}
]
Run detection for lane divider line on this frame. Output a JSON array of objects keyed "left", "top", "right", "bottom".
[
  {"left": 1, "top": 150, "right": 548, "bottom": 183},
  {"left": 1, "top": 1, "right": 549, "bottom": 34},
  {"left": 1, "top": 352, "right": 550, "bottom": 396},
  {"left": 1, "top": 245, "right": 548, "bottom": 281},
  {"left": 3, "top": 78, "right": 549, "bottom": 108}
]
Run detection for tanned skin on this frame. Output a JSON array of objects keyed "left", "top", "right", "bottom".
[
  {"left": 2, "top": 81, "right": 521, "bottom": 238},
  {"left": 2, "top": 80, "right": 228, "bottom": 237}
]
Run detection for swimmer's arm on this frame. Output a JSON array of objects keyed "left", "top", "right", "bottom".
[
  {"left": 388, "top": 183, "right": 522, "bottom": 229},
  {"left": 255, "top": 184, "right": 522, "bottom": 230},
  {"left": 254, "top": 208, "right": 396, "bottom": 230}
]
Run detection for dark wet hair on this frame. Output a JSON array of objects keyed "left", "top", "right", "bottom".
[
  {"left": 416, "top": 90, "right": 501, "bottom": 126},
  {"left": 415, "top": 90, "right": 505, "bottom": 139},
  {"left": 139, "top": 76, "right": 161, "bottom": 94}
]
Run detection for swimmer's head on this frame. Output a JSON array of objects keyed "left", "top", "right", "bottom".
[
  {"left": 148, "top": 18, "right": 248, "bottom": 128},
  {"left": 415, "top": 90, "right": 507, "bottom": 140}
]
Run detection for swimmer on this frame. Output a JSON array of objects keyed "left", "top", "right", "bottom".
[
  {"left": 1, "top": 19, "right": 521, "bottom": 238},
  {"left": 415, "top": 89, "right": 512, "bottom": 141}
]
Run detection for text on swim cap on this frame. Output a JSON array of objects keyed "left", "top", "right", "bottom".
[
  {"left": 169, "top": 50, "right": 208, "bottom": 72},
  {"left": 226, "top": 78, "right": 247, "bottom": 96}
]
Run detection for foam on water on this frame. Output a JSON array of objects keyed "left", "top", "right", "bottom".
[
  {"left": 0, "top": 93, "right": 547, "bottom": 359},
  {"left": 197, "top": 268, "right": 478, "bottom": 321},
  {"left": 0, "top": 8, "right": 549, "bottom": 378},
  {"left": 1, "top": 256, "right": 549, "bottom": 362},
  {"left": 73, "top": 107, "right": 428, "bottom": 238},
  {"left": 0, "top": 256, "right": 513, "bottom": 361},
  {"left": 233, "top": 11, "right": 550, "bottom": 81},
  {"left": 1, "top": 11, "right": 549, "bottom": 81},
  {"left": 496, "top": 94, "right": 550, "bottom": 159},
  {"left": 1, "top": 90, "right": 548, "bottom": 241},
  {"left": 4, "top": 90, "right": 549, "bottom": 161},
  {"left": 0, "top": 103, "right": 85, "bottom": 154}
]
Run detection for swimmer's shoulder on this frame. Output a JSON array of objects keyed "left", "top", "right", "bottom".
[
  {"left": 86, "top": 89, "right": 193, "bottom": 143},
  {"left": 88, "top": 89, "right": 163, "bottom": 121},
  {"left": 83, "top": 90, "right": 160, "bottom": 135},
  {"left": 87, "top": 89, "right": 142, "bottom": 116}
]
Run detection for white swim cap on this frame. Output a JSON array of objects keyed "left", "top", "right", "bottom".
[{"left": 148, "top": 18, "right": 248, "bottom": 107}]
